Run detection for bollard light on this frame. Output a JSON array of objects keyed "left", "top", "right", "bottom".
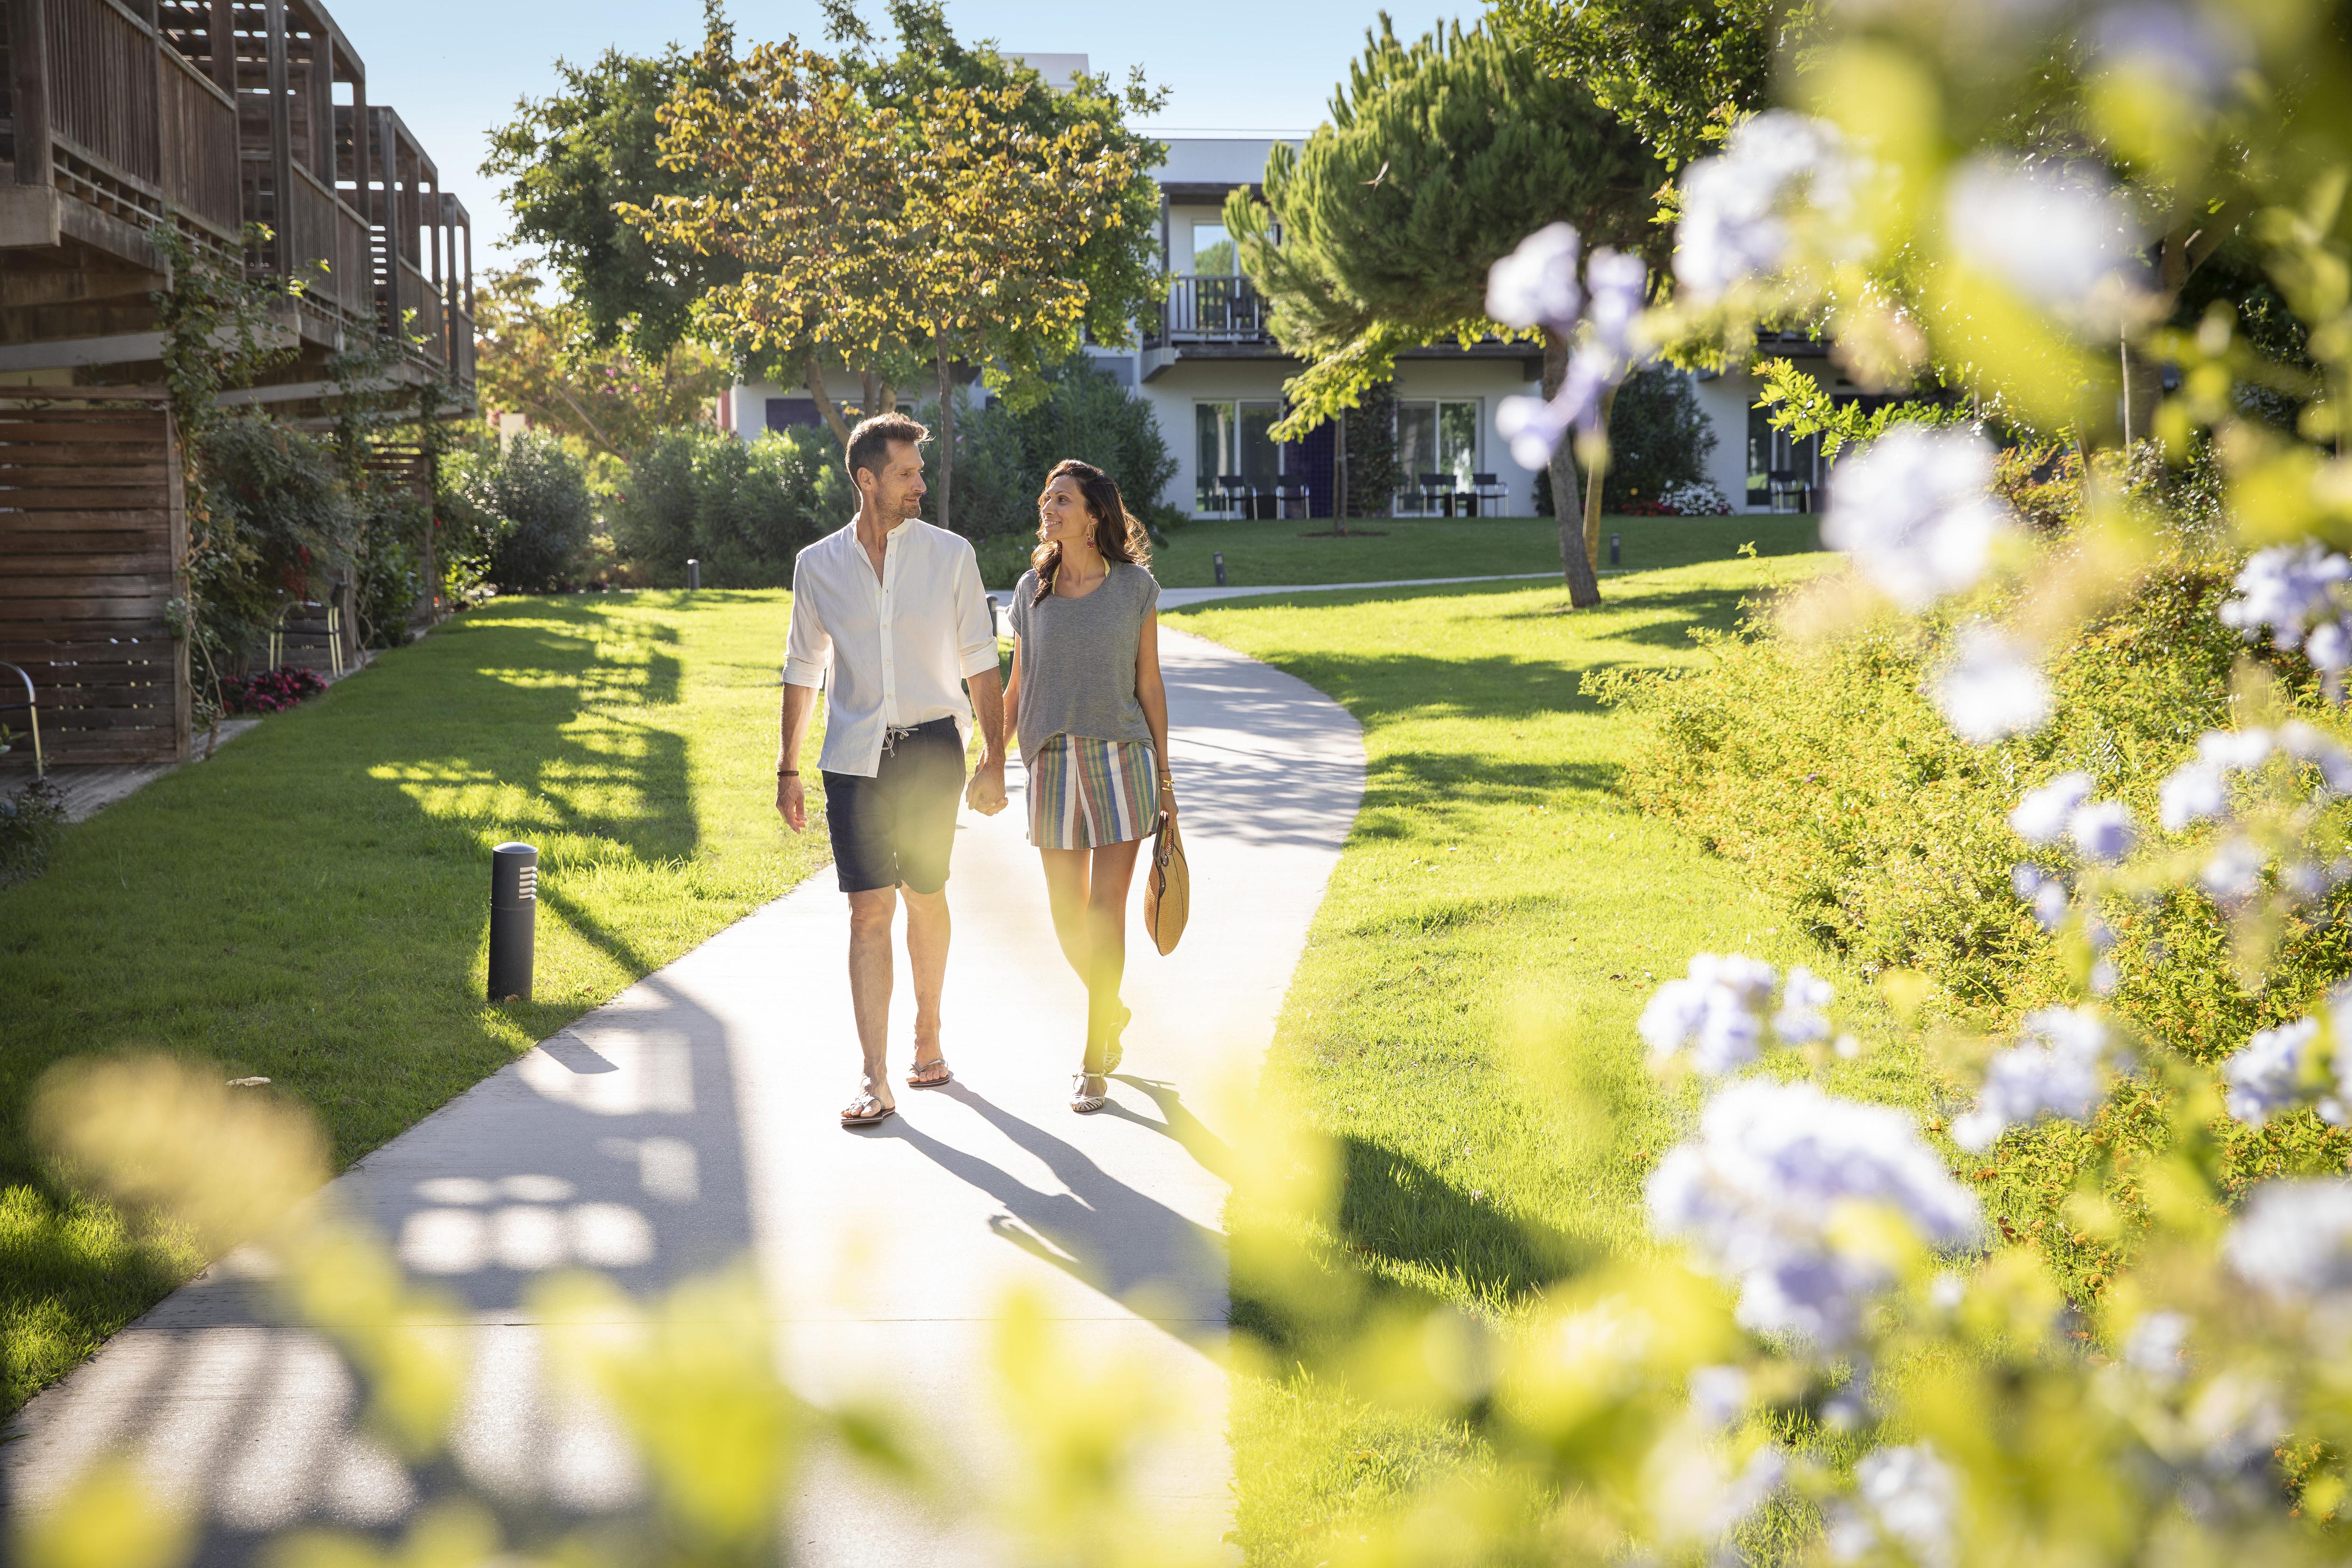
[
  {"left": 488, "top": 841, "right": 538, "bottom": 1002},
  {"left": 1609, "top": 532, "right": 1621, "bottom": 567},
  {"left": 686, "top": 558, "right": 701, "bottom": 591},
  {"left": 1213, "top": 550, "right": 1227, "bottom": 587},
  {"left": 986, "top": 592, "right": 999, "bottom": 633}
]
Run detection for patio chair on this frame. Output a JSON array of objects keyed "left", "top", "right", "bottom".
[
  {"left": 1273, "top": 480, "right": 1311, "bottom": 519},
  {"left": 1214, "top": 473, "right": 1251, "bottom": 519},
  {"left": 1766, "top": 469, "right": 1811, "bottom": 515},
  {"left": 1416, "top": 472, "right": 1458, "bottom": 517},
  {"left": 1471, "top": 473, "right": 1508, "bottom": 515},
  {"left": 0, "top": 660, "right": 42, "bottom": 777},
  {"left": 268, "top": 597, "right": 344, "bottom": 677}
]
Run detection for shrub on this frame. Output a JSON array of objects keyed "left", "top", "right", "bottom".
[
  {"left": 0, "top": 777, "right": 63, "bottom": 889},
  {"left": 195, "top": 415, "right": 359, "bottom": 661},
  {"left": 608, "top": 425, "right": 847, "bottom": 587},
  {"left": 1593, "top": 549, "right": 2352, "bottom": 1302},
  {"left": 462, "top": 432, "right": 594, "bottom": 593},
  {"left": 1575, "top": 367, "right": 1717, "bottom": 513},
  {"left": 922, "top": 360, "right": 1183, "bottom": 539}
]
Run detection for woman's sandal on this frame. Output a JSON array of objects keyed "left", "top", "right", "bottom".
[
  {"left": 841, "top": 1087, "right": 896, "bottom": 1129},
  {"left": 1070, "top": 1072, "right": 1109, "bottom": 1114},
  {"left": 906, "top": 1053, "right": 953, "bottom": 1089}
]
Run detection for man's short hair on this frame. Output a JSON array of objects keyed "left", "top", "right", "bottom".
[{"left": 845, "top": 412, "right": 930, "bottom": 488}]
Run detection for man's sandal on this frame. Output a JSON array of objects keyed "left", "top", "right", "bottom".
[
  {"left": 906, "top": 1053, "right": 953, "bottom": 1089},
  {"left": 1071, "top": 1072, "right": 1109, "bottom": 1114},
  {"left": 841, "top": 1089, "right": 896, "bottom": 1129}
]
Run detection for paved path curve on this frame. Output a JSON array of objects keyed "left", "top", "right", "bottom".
[{"left": 2, "top": 626, "right": 1365, "bottom": 1566}]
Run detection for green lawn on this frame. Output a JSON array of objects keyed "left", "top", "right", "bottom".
[
  {"left": 0, "top": 590, "right": 828, "bottom": 1417},
  {"left": 1146, "top": 513, "right": 1819, "bottom": 589},
  {"left": 1166, "top": 561, "right": 1931, "bottom": 1562}
]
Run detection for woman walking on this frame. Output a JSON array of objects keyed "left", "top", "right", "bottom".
[{"left": 1003, "top": 460, "right": 1174, "bottom": 1114}]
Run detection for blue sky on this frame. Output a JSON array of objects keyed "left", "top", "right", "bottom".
[{"left": 330, "top": 0, "right": 1466, "bottom": 262}]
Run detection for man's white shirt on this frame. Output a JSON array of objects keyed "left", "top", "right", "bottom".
[{"left": 782, "top": 517, "right": 998, "bottom": 778}]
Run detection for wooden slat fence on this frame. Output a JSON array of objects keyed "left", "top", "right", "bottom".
[
  {"left": 0, "top": 399, "right": 191, "bottom": 767},
  {"left": 159, "top": 47, "right": 239, "bottom": 235}
]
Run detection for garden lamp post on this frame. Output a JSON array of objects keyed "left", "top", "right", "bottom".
[{"left": 489, "top": 842, "right": 538, "bottom": 1002}]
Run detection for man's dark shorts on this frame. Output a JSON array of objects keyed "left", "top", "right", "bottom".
[{"left": 822, "top": 717, "right": 965, "bottom": 894}]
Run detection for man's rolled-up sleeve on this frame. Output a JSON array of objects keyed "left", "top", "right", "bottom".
[
  {"left": 954, "top": 547, "right": 999, "bottom": 679},
  {"left": 782, "top": 567, "right": 831, "bottom": 689}
]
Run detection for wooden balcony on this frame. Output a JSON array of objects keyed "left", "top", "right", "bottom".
[{"left": 0, "top": 0, "right": 475, "bottom": 409}]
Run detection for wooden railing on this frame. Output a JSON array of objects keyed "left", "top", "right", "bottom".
[
  {"left": 32, "top": 0, "right": 240, "bottom": 241},
  {"left": 285, "top": 164, "right": 370, "bottom": 319},
  {"left": 397, "top": 258, "right": 444, "bottom": 365},
  {"left": 447, "top": 308, "right": 474, "bottom": 388},
  {"left": 47, "top": 0, "right": 159, "bottom": 189}
]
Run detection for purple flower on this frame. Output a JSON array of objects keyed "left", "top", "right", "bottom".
[
  {"left": 2070, "top": 800, "right": 2136, "bottom": 863},
  {"left": 2223, "top": 1017, "right": 2320, "bottom": 1125},
  {"left": 2225, "top": 1178, "right": 2352, "bottom": 1304},
  {"left": 2010, "top": 771, "right": 2093, "bottom": 845},
  {"left": 1821, "top": 426, "right": 2011, "bottom": 610},
  {"left": 1951, "top": 1006, "right": 2111, "bottom": 1152},
  {"left": 1674, "top": 111, "right": 1860, "bottom": 302},
  {"left": 1944, "top": 158, "right": 2150, "bottom": 330},
  {"left": 1930, "top": 628, "right": 2051, "bottom": 743},
  {"left": 1485, "top": 223, "right": 1582, "bottom": 332},
  {"left": 1648, "top": 1080, "right": 1981, "bottom": 1345},
  {"left": 1640, "top": 953, "right": 1779, "bottom": 1076}
]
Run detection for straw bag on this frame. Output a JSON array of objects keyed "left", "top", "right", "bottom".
[{"left": 1145, "top": 810, "right": 1189, "bottom": 955}]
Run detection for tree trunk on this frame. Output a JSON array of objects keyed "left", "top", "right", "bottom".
[
  {"left": 880, "top": 382, "right": 897, "bottom": 413},
  {"left": 859, "top": 370, "right": 878, "bottom": 422},
  {"left": 806, "top": 352, "right": 851, "bottom": 446},
  {"left": 1581, "top": 381, "right": 1619, "bottom": 573},
  {"left": 935, "top": 347, "right": 955, "bottom": 533},
  {"left": 1333, "top": 412, "right": 1349, "bottom": 536},
  {"left": 1543, "top": 326, "right": 1602, "bottom": 609}
]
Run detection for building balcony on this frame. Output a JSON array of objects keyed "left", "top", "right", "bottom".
[{"left": 0, "top": 0, "right": 474, "bottom": 411}]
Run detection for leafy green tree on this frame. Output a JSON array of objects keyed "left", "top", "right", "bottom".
[
  {"left": 1226, "top": 16, "right": 1661, "bottom": 605},
  {"left": 1487, "top": 0, "right": 1781, "bottom": 172},
  {"left": 1580, "top": 368, "right": 1717, "bottom": 510},
  {"left": 924, "top": 360, "right": 1182, "bottom": 538},
  {"left": 483, "top": 14, "right": 747, "bottom": 359},
  {"left": 475, "top": 268, "right": 732, "bottom": 461}
]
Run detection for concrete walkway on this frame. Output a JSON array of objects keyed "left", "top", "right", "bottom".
[
  {"left": 1156, "top": 571, "right": 1560, "bottom": 610},
  {"left": 1, "top": 627, "right": 1365, "bottom": 1566}
]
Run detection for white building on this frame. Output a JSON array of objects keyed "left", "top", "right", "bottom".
[{"left": 715, "top": 117, "right": 1840, "bottom": 518}]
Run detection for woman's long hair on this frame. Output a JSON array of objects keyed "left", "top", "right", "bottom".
[{"left": 1031, "top": 459, "right": 1152, "bottom": 605}]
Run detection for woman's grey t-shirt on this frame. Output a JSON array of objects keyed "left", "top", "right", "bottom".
[{"left": 1008, "top": 562, "right": 1159, "bottom": 757}]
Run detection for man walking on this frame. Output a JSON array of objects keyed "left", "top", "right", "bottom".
[{"left": 776, "top": 412, "right": 1008, "bottom": 1128}]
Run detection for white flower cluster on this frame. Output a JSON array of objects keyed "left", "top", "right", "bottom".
[
  {"left": 1648, "top": 1079, "right": 1983, "bottom": 1345},
  {"left": 1639, "top": 954, "right": 1835, "bottom": 1075},
  {"left": 1929, "top": 627, "right": 2051, "bottom": 744},
  {"left": 2010, "top": 770, "right": 2135, "bottom": 858},
  {"left": 2221, "top": 984, "right": 2352, "bottom": 1125},
  {"left": 1828, "top": 1443, "right": 1958, "bottom": 1568},
  {"left": 2006, "top": 773, "right": 2133, "bottom": 944},
  {"left": 1674, "top": 111, "right": 1864, "bottom": 302},
  {"left": 1820, "top": 426, "right": 2015, "bottom": 611},
  {"left": 2157, "top": 723, "right": 2352, "bottom": 900},
  {"left": 1951, "top": 1006, "right": 2114, "bottom": 1152},
  {"left": 2225, "top": 1178, "right": 2352, "bottom": 1305},
  {"left": 1488, "top": 225, "right": 1649, "bottom": 468},
  {"left": 2219, "top": 544, "right": 2352, "bottom": 701},
  {"left": 1944, "top": 158, "right": 2150, "bottom": 333}
]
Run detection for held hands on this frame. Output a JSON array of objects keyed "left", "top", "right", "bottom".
[
  {"left": 776, "top": 774, "right": 807, "bottom": 834},
  {"left": 965, "top": 759, "right": 1009, "bottom": 817}
]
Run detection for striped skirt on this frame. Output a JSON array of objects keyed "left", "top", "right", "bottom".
[{"left": 1025, "top": 734, "right": 1161, "bottom": 850}]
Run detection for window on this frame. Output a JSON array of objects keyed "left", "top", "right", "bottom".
[
  {"left": 1747, "top": 401, "right": 1822, "bottom": 510},
  {"left": 1195, "top": 399, "right": 1285, "bottom": 512},
  {"left": 1192, "top": 222, "right": 1235, "bottom": 276},
  {"left": 1393, "top": 398, "right": 1482, "bottom": 512}
]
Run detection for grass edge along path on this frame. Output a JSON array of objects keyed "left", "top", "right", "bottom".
[
  {"left": 0, "top": 589, "right": 830, "bottom": 1419},
  {"left": 1167, "top": 560, "right": 1936, "bottom": 1563}
]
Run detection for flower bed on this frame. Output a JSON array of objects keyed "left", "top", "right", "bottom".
[{"left": 219, "top": 665, "right": 328, "bottom": 716}]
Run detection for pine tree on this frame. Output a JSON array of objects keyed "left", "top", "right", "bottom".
[{"left": 1226, "top": 18, "right": 1661, "bottom": 606}]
